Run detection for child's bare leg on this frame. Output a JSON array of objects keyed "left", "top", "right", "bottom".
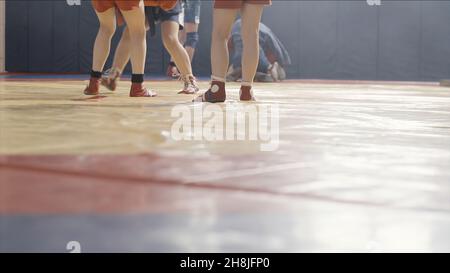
[
  {"left": 167, "top": 27, "right": 185, "bottom": 78},
  {"left": 85, "top": 8, "right": 116, "bottom": 95},
  {"left": 193, "top": 8, "right": 236, "bottom": 102},
  {"left": 210, "top": 8, "right": 238, "bottom": 81},
  {"left": 100, "top": 27, "right": 131, "bottom": 91},
  {"left": 120, "top": 3, "right": 155, "bottom": 97},
  {"left": 161, "top": 21, "right": 192, "bottom": 77},
  {"left": 109, "top": 16, "right": 151, "bottom": 78},
  {"left": 111, "top": 27, "right": 131, "bottom": 75},
  {"left": 102, "top": 18, "right": 151, "bottom": 91},
  {"left": 240, "top": 4, "right": 264, "bottom": 85},
  {"left": 239, "top": 4, "right": 264, "bottom": 101},
  {"left": 92, "top": 9, "right": 117, "bottom": 72},
  {"left": 161, "top": 21, "right": 199, "bottom": 94},
  {"left": 120, "top": 5, "right": 146, "bottom": 75}
]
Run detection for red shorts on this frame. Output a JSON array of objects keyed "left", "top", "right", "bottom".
[
  {"left": 214, "top": 0, "right": 272, "bottom": 9},
  {"left": 91, "top": 0, "right": 141, "bottom": 13}
]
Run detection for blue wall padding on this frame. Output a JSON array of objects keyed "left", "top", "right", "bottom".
[{"left": 6, "top": 0, "right": 450, "bottom": 81}]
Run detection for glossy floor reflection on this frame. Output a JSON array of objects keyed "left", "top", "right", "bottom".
[{"left": 1, "top": 77, "right": 450, "bottom": 252}]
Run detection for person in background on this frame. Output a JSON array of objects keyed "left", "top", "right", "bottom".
[
  {"left": 441, "top": 79, "right": 450, "bottom": 87},
  {"left": 226, "top": 19, "right": 291, "bottom": 83}
]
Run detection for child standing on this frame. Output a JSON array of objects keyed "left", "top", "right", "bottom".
[
  {"left": 85, "top": 0, "right": 155, "bottom": 97},
  {"left": 195, "top": 0, "right": 271, "bottom": 102}
]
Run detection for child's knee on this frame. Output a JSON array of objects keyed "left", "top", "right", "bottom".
[
  {"left": 163, "top": 34, "right": 180, "bottom": 48},
  {"left": 212, "top": 28, "right": 230, "bottom": 42},
  {"left": 99, "top": 22, "right": 116, "bottom": 37},
  {"left": 125, "top": 17, "right": 146, "bottom": 36},
  {"left": 128, "top": 25, "right": 146, "bottom": 39}
]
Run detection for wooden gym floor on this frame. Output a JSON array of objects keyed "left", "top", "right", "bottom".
[{"left": 1, "top": 75, "right": 450, "bottom": 252}]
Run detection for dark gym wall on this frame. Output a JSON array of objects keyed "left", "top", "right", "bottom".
[{"left": 5, "top": 0, "right": 450, "bottom": 81}]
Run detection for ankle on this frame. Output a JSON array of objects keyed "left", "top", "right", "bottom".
[
  {"left": 182, "top": 74, "right": 194, "bottom": 80},
  {"left": 90, "top": 70, "right": 102, "bottom": 79},
  {"left": 131, "top": 82, "right": 144, "bottom": 89},
  {"left": 131, "top": 74, "right": 144, "bottom": 84},
  {"left": 109, "top": 67, "right": 121, "bottom": 79},
  {"left": 211, "top": 75, "right": 225, "bottom": 83},
  {"left": 240, "top": 85, "right": 254, "bottom": 101}
]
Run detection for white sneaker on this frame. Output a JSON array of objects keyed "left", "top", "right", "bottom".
[{"left": 178, "top": 75, "right": 200, "bottom": 94}]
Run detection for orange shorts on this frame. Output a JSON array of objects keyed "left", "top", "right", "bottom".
[
  {"left": 91, "top": 0, "right": 141, "bottom": 13},
  {"left": 214, "top": 0, "right": 271, "bottom": 9}
]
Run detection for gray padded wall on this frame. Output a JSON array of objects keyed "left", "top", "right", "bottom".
[{"left": 6, "top": 0, "right": 450, "bottom": 81}]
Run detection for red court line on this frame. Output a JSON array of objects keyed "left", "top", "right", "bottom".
[
  {"left": 0, "top": 72, "right": 83, "bottom": 75},
  {"left": 0, "top": 160, "right": 381, "bottom": 208},
  {"left": 1, "top": 155, "right": 449, "bottom": 214},
  {"left": 0, "top": 78, "right": 178, "bottom": 82},
  {"left": 0, "top": 78, "right": 85, "bottom": 82}
]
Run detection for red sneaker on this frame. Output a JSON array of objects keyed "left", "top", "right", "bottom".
[
  {"left": 178, "top": 75, "right": 199, "bottom": 94},
  {"left": 129, "top": 83, "right": 157, "bottom": 97},
  {"left": 193, "top": 80, "right": 226, "bottom": 103},
  {"left": 239, "top": 85, "right": 256, "bottom": 101},
  {"left": 84, "top": 77, "right": 100, "bottom": 95},
  {"left": 166, "top": 64, "right": 181, "bottom": 79}
]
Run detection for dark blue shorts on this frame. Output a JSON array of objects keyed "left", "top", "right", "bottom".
[
  {"left": 145, "top": 1, "right": 184, "bottom": 29},
  {"left": 183, "top": 0, "right": 201, "bottom": 24}
]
